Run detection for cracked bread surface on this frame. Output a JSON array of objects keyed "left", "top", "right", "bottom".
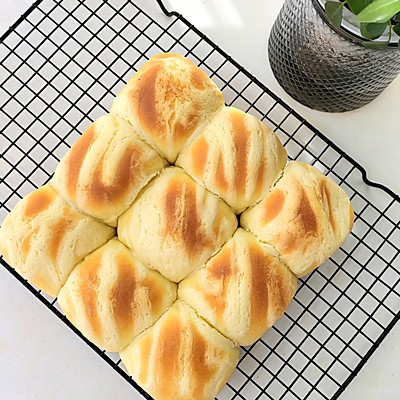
[{"left": 111, "top": 53, "right": 224, "bottom": 163}]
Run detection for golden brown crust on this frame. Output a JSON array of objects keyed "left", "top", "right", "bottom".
[
  {"left": 262, "top": 188, "right": 285, "bottom": 224},
  {"left": 179, "top": 229, "right": 297, "bottom": 345},
  {"left": 164, "top": 175, "right": 213, "bottom": 259},
  {"left": 120, "top": 301, "right": 239, "bottom": 400},
  {"left": 111, "top": 53, "right": 224, "bottom": 162},
  {"left": 216, "top": 150, "right": 229, "bottom": 193},
  {"left": 191, "top": 135, "right": 209, "bottom": 177},
  {"left": 79, "top": 253, "right": 103, "bottom": 340},
  {"left": 190, "top": 321, "right": 220, "bottom": 399},
  {"left": 66, "top": 124, "right": 96, "bottom": 200},
  {"left": 231, "top": 109, "right": 251, "bottom": 198},
  {"left": 23, "top": 185, "right": 56, "bottom": 220},
  {"left": 248, "top": 243, "right": 276, "bottom": 335},
  {"left": 57, "top": 238, "right": 177, "bottom": 352},
  {"left": 0, "top": 185, "right": 114, "bottom": 297},
  {"left": 87, "top": 144, "right": 143, "bottom": 210},
  {"left": 176, "top": 107, "right": 287, "bottom": 213},
  {"left": 48, "top": 210, "right": 75, "bottom": 263},
  {"left": 52, "top": 114, "right": 166, "bottom": 226},
  {"left": 111, "top": 252, "right": 138, "bottom": 341},
  {"left": 241, "top": 161, "right": 354, "bottom": 277},
  {"left": 204, "top": 246, "right": 232, "bottom": 327},
  {"left": 154, "top": 312, "right": 182, "bottom": 399},
  {"left": 118, "top": 167, "right": 237, "bottom": 282}
]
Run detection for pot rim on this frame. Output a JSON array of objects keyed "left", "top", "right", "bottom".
[{"left": 314, "top": 0, "right": 399, "bottom": 48}]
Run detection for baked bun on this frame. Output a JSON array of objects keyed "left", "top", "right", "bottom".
[
  {"left": 179, "top": 228, "right": 297, "bottom": 346},
  {"left": 111, "top": 53, "right": 224, "bottom": 163},
  {"left": 177, "top": 106, "right": 287, "bottom": 213},
  {"left": 57, "top": 238, "right": 176, "bottom": 352},
  {"left": 120, "top": 300, "right": 239, "bottom": 400},
  {"left": 241, "top": 161, "right": 354, "bottom": 277},
  {"left": 0, "top": 185, "right": 114, "bottom": 297},
  {"left": 118, "top": 166, "right": 238, "bottom": 282},
  {"left": 52, "top": 114, "right": 167, "bottom": 226}
]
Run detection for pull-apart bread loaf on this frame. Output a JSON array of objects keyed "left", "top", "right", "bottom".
[{"left": 0, "top": 53, "right": 354, "bottom": 400}]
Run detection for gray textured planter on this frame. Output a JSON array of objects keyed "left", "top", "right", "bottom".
[{"left": 268, "top": 0, "right": 400, "bottom": 113}]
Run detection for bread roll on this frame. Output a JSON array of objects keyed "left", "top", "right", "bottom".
[
  {"left": 57, "top": 238, "right": 176, "bottom": 352},
  {"left": 120, "top": 300, "right": 239, "bottom": 400},
  {"left": 0, "top": 185, "right": 115, "bottom": 297},
  {"left": 118, "top": 167, "right": 237, "bottom": 282},
  {"left": 177, "top": 106, "right": 287, "bottom": 213},
  {"left": 111, "top": 53, "right": 224, "bottom": 163},
  {"left": 241, "top": 161, "right": 354, "bottom": 277},
  {"left": 179, "top": 228, "right": 297, "bottom": 346},
  {"left": 52, "top": 114, "right": 167, "bottom": 226}
]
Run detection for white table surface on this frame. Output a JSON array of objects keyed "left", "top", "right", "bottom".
[{"left": 0, "top": 0, "right": 399, "bottom": 399}]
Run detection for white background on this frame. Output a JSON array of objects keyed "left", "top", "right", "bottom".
[{"left": 0, "top": 0, "right": 399, "bottom": 399}]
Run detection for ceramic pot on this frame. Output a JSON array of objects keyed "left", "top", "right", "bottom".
[{"left": 268, "top": 0, "right": 400, "bottom": 112}]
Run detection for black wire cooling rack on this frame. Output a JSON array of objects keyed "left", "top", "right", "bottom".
[{"left": 1, "top": 1, "right": 399, "bottom": 399}]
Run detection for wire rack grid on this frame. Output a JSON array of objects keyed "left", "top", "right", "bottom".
[{"left": 0, "top": 1, "right": 399, "bottom": 399}]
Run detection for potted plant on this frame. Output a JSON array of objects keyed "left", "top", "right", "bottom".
[{"left": 268, "top": 0, "right": 400, "bottom": 112}]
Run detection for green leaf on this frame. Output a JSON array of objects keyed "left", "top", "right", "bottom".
[
  {"left": 393, "top": 11, "right": 400, "bottom": 21},
  {"left": 325, "top": 1, "right": 345, "bottom": 27},
  {"left": 356, "top": 0, "right": 400, "bottom": 23},
  {"left": 360, "top": 22, "right": 388, "bottom": 39},
  {"left": 347, "top": 0, "right": 373, "bottom": 15},
  {"left": 362, "top": 39, "right": 390, "bottom": 49},
  {"left": 393, "top": 23, "right": 400, "bottom": 34},
  {"left": 398, "top": 38, "right": 400, "bottom": 49}
]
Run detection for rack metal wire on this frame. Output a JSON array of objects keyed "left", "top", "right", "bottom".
[{"left": 0, "top": 1, "right": 399, "bottom": 399}]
